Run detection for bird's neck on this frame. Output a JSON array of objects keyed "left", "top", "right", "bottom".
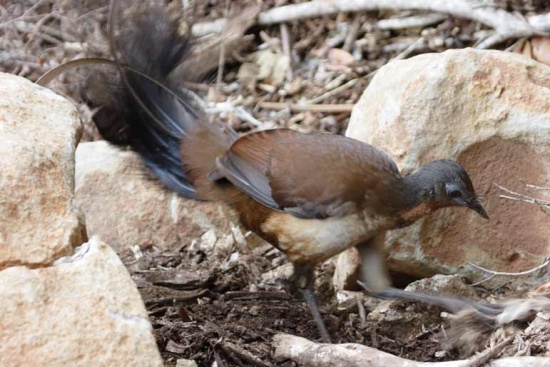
[
  {"left": 395, "top": 173, "right": 443, "bottom": 227},
  {"left": 402, "top": 172, "right": 434, "bottom": 205}
]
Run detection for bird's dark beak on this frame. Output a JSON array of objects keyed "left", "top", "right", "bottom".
[{"left": 466, "top": 199, "right": 489, "bottom": 219}]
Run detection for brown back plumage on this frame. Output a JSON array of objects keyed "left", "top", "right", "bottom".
[
  {"left": 215, "top": 129, "right": 406, "bottom": 218},
  {"left": 180, "top": 122, "right": 241, "bottom": 202}
]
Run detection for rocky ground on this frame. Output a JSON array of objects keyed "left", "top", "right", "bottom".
[{"left": 3, "top": 1, "right": 550, "bottom": 366}]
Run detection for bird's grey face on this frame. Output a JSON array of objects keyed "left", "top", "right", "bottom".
[
  {"left": 419, "top": 159, "right": 488, "bottom": 219},
  {"left": 442, "top": 181, "right": 488, "bottom": 219},
  {"left": 409, "top": 159, "right": 489, "bottom": 219}
]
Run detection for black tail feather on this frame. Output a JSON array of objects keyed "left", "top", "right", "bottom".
[{"left": 82, "top": 3, "right": 204, "bottom": 199}]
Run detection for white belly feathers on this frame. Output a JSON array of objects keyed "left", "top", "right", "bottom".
[{"left": 260, "top": 211, "right": 391, "bottom": 263}]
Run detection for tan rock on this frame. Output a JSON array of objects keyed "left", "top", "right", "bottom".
[
  {"left": 404, "top": 274, "right": 475, "bottom": 296},
  {"left": 176, "top": 360, "right": 198, "bottom": 367},
  {"left": 333, "top": 247, "right": 361, "bottom": 291},
  {"left": 328, "top": 48, "right": 356, "bottom": 66},
  {"left": 0, "top": 237, "right": 163, "bottom": 367},
  {"left": 336, "top": 290, "right": 376, "bottom": 313},
  {"left": 367, "top": 275, "right": 474, "bottom": 339},
  {"left": 262, "top": 262, "right": 294, "bottom": 285},
  {"left": 346, "top": 49, "right": 550, "bottom": 278},
  {"left": 0, "top": 73, "right": 86, "bottom": 269},
  {"left": 75, "top": 141, "right": 242, "bottom": 252}
]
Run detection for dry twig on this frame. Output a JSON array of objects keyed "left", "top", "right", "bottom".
[
  {"left": 220, "top": 341, "right": 273, "bottom": 367},
  {"left": 307, "top": 78, "right": 358, "bottom": 104},
  {"left": 343, "top": 13, "right": 362, "bottom": 51},
  {"left": 216, "top": 0, "right": 231, "bottom": 89},
  {"left": 258, "top": 101, "right": 354, "bottom": 113},
  {"left": 377, "top": 14, "right": 448, "bottom": 30},
  {"left": 466, "top": 335, "right": 515, "bottom": 367},
  {"left": 279, "top": 22, "right": 293, "bottom": 79},
  {"left": 193, "top": 0, "right": 550, "bottom": 49},
  {"left": 494, "top": 182, "right": 550, "bottom": 210},
  {"left": 468, "top": 257, "right": 550, "bottom": 286}
]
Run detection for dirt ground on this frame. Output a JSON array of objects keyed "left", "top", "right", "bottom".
[
  {"left": 120, "top": 241, "right": 468, "bottom": 366},
  {"left": 124, "top": 238, "right": 550, "bottom": 366},
  {"left": 3, "top": 0, "right": 550, "bottom": 366}
]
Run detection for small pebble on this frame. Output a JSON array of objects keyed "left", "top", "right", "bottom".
[{"left": 249, "top": 305, "right": 260, "bottom": 316}]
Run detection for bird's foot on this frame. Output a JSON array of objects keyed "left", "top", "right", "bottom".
[
  {"left": 300, "top": 287, "right": 332, "bottom": 344},
  {"left": 292, "top": 263, "right": 332, "bottom": 343}
]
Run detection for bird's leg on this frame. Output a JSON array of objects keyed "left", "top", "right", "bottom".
[
  {"left": 292, "top": 263, "right": 332, "bottom": 343},
  {"left": 356, "top": 232, "right": 391, "bottom": 292}
]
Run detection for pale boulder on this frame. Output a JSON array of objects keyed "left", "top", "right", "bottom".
[
  {"left": 346, "top": 49, "right": 550, "bottom": 278},
  {"left": 75, "top": 141, "right": 242, "bottom": 252},
  {"left": 0, "top": 73, "right": 163, "bottom": 366},
  {"left": 332, "top": 246, "right": 361, "bottom": 291},
  {"left": 0, "top": 237, "right": 163, "bottom": 367},
  {"left": 0, "top": 73, "right": 86, "bottom": 269}
]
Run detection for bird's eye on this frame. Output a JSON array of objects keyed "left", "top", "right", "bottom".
[{"left": 448, "top": 190, "right": 462, "bottom": 199}]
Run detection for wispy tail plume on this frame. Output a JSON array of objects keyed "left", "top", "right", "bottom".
[{"left": 81, "top": 3, "right": 235, "bottom": 199}]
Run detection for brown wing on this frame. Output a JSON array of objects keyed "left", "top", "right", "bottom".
[
  {"left": 213, "top": 129, "right": 282, "bottom": 210},
  {"left": 215, "top": 129, "right": 403, "bottom": 218}
]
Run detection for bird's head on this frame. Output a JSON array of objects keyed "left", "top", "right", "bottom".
[{"left": 405, "top": 159, "right": 488, "bottom": 219}]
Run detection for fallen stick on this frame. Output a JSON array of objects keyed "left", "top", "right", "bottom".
[
  {"left": 468, "top": 255, "right": 550, "bottom": 286},
  {"left": 377, "top": 14, "right": 448, "bottom": 30},
  {"left": 273, "top": 334, "right": 550, "bottom": 367},
  {"left": 489, "top": 356, "right": 550, "bottom": 367},
  {"left": 467, "top": 336, "right": 515, "bottom": 367},
  {"left": 193, "top": 0, "right": 550, "bottom": 49},
  {"left": 259, "top": 0, "right": 550, "bottom": 49},
  {"left": 220, "top": 341, "right": 273, "bottom": 367},
  {"left": 273, "top": 334, "right": 470, "bottom": 367},
  {"left": 258, "top": 101, "right": 354, "bottom": 113}
]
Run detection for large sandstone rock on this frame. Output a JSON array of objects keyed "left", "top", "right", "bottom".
[
  {"left": 0, "top": 237, "right": 163, "bottom": 367},
  {"left": 0, "top": 73, "right": 86, "bottom": 269},
  {"left": 346, "top": 49, "right": 550, "bottom": 278},
  {"left": 75, "top": 141, "right": 242, "bottom": 252},
  {"left": 0, "top": 74, "right": 162, "bottom": 366}
]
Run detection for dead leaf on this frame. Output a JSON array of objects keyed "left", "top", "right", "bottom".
[
  {"left": 166, "top": 340, "right": 187, "bottom": 354},
  {"left": 251, "top": 49, "right": 290, "bottom": 86},
  {"left": 237, "top": 62, "right": 259, "bottom": 90},
  {"left": 176, "top": 5, "right": 260, "bottom": 77},
  {"left": 224, "top": 5, "right": 261, "bottom": 39},
  {"left": 531, "top": 37, "right": 550, "bottom": 66},
  {"left": 515, "top": 37, "right": 550, "bottom": 67},
  {"left": 514, "top": 38, "right": 532, "bottom": 58},
  {"left": 528, "top": 281, "right": 550, "bottom": 297},
  {"left": 328, "top": 48, "right": 356, "bottom": 66},
  {"left": 283, "top": 76, "right": 303, "bottom": 96}
]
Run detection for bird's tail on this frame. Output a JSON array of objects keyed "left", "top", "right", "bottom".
[{"left": 82, "top": 3, "right": 238, "bottom": 201}]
